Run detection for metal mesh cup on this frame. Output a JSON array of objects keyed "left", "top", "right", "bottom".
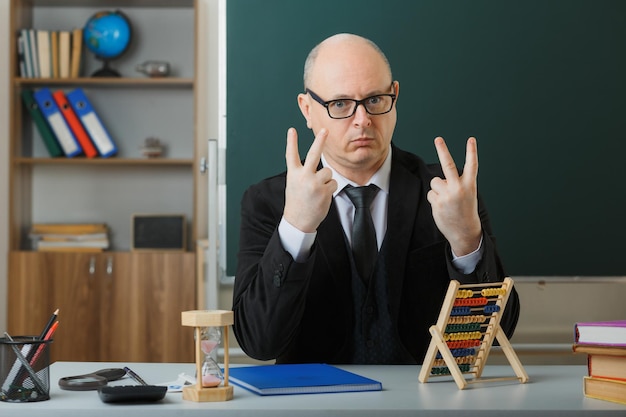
[{"left": 0, "top": 336, "right": 52, "bottom": 402}]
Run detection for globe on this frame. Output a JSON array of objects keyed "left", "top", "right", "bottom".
[{"left": 83, "top": 10, "right": 132, "bottom": 77}]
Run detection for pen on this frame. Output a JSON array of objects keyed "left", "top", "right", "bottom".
[{"left": 124, "top": 366, "right": 148, "bottom": 385}]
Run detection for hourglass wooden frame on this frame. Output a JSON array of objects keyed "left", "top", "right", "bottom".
[
  {"left": 181, "top": 310, "right": 234, "bottom": 402},
  {"left": 418, "top": 278, "right": 529, "bottom": 390}
]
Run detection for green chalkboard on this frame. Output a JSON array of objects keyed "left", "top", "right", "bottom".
[{"left": 227, "top": 0, "right": 626, "bottom": 276}]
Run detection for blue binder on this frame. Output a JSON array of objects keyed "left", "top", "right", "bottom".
[
  {"left": 32, "top": 88, "right": 81, "bottom": 157},
  {"left": 66, "top": 88, "right": 118, "bottom": 157}
]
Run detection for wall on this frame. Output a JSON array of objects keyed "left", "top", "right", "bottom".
[{"left": 0, "top": 0, "right": 10, "bottom": 334}]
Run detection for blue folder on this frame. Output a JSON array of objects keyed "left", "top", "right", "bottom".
[
  {"left": 66, "top": 88, "right": 118, "bottom": 157},
  {"left": 227, "top": 363, "right": 382, "bottom": 396}
]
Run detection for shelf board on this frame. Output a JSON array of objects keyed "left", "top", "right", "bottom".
[
  {"left": 14, "top": 157, "right": 194, "bottom": 166},
  {"left": 15, "top": 77, "right": 194, "bottom": 88}
]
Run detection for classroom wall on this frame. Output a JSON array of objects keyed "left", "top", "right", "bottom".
[{"left": 0, "top": 0, "right": 10, "bottom": 335}]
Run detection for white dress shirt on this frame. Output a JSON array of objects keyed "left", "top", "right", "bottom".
[{"left": 278, "top": 146, "right": 483, "bottom": 274}]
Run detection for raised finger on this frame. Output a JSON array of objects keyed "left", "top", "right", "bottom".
[
  {"left": 462, "top": 137, "right": 479, "bottom": 181},
  {"left": 285, "top": 127, "right": 303, "bottom": 170},
  {"left": 303, "top": 128, "right": 328, "bottom": 171},
  {"left": 434, "top": 137, "right": 460, "bottom": 181}
]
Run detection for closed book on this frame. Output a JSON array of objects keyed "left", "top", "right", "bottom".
[
  {"left": 37, "top": 239, "right": 109, "bottom": 250},
  {"left": 588, "top": 354, "right": 626, "bottom": 382},
  {"left": 58, "top": 31, "right": 71, "bottom": 78},
  {"left": 573, "top": 344, "right": 626, "bottom": 356},
  {"left": 31, "top": 223, "right": 107, "bottom": 235},
  {"left": 38, "top": 246, "right": 105, "bottom": 253},
  {"left": 575, "top": 320, "right": 626, "bottom": 347},
  {"left": 36, "top": 30, "right": 51, "bottom": 78},
  {"left": 32, "top": 88, "right": 81, "bottom": 157},
  {"left": 32, "top": 232, "right": 108, "bottom": 242},
  {"left": 17, "top": 33, "right": 26, "bottom": 77},
  {"left": 29, "top": 29, "right": 40, "bottom": 78},
  {"left": 70, "top": 28, "right": 82, "bottom": 78},
  {"left": 227, "top": 364, "right": 382, "bottom": 396},
  {"left": 50, "top": 31, "right": 59, "bottom": 78},
  {"left": 583, "top": 376, "right": 626, "bottom": 405},
  {"left": 21, "top": 89, "right": 64, "bottom": 157},
  {"left": 66, "top": 88, "right": 117, "bottom": 157},
  {"left": 52, "top": 90, "right": 98, "bottom": 157},
  {"left": 20, "top": 29, "right": 34, "bottom": 77}
]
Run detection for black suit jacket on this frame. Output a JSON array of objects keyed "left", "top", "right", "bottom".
[{"left": 232, "top": 144, "right": 519, "bottom": 364}]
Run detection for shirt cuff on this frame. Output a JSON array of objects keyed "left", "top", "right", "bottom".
[
  {"left": 450, "top": 236, "right": 484, "bottom": 274},
  {"left": 278, "top": 217, "right": 317, "bottom": 263}
]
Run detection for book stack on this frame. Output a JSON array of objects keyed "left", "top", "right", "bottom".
[
  {"left": 17, "top": 28, "right": 83, "bottom": 79},
  {"left": 573, "top": 320, "right": 626, "bottom": 405},
  {"left": 22, "top": 87, "right": 118, "bottom": 158},
  {"left": 29, "top": 223, "right": 110, "bottom": 252}
]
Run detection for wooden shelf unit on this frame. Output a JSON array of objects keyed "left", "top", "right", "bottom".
[{"left": 7, "top": 0, "right": 206, "bottom": 363}]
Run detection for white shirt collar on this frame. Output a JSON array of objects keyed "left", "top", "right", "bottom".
[{"left": 322, "top": 146, "right": 392, "bottom": 197}]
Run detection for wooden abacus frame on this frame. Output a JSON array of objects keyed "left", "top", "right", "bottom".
[{"left": 418, "top": 277, "right": 529, "bottom": 389}]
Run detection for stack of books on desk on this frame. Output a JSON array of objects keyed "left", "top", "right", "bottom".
[
  {"left": 573, "top": 320, "right": 626, "bottom": 405},
  {"left": 30, "top": 223, "right": 109, "bottom": 252}
]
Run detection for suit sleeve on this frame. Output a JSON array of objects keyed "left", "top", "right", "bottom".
[
  {"left": 232, "top": 182, "right": 316, "bottom": 361},
  {"left": 445, "top": 194, "right": 520, "bottom": 340}
]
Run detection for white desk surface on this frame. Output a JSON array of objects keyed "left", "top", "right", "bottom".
[{"left": 1, "top": 362, "right": 625, "bottom": 416}]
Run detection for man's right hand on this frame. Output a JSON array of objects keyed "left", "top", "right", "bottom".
[{"left": 283, "top": 127, "right": 337, "bottom": 233}]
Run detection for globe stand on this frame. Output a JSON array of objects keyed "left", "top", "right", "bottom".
[{"left": 92, "top": 59, "right": 121, "bottom": 77}]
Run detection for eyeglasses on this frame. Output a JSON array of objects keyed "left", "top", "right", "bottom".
[{"left": 306, "top": 87, "right": 396, "bottom": 119}]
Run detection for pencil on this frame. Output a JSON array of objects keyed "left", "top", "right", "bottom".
[{"left": 39, "top": 308, "right": 59, "bottom": 340}]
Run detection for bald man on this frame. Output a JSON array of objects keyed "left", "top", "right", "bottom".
[{"left": 232, "top": 33, "right": 519, "bottom": 364}]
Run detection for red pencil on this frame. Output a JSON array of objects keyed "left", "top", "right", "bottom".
[{"left": 30, "top": 320, "right": 59, "bottom": 367}]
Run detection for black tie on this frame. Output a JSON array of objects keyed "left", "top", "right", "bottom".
[{"left": 344, "top": 184, "right": 379, "bottom": 282}]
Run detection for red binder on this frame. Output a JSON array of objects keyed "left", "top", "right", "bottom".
[{"left": 52, "top": 90, "right": 98, "bottom": 158}]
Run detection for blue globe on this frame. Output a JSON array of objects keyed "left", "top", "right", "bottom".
[{"left": 84, "top": 10, "right": 131, "bottom": 60}]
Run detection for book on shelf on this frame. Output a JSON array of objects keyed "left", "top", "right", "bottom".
[
  {"left": 583, "top": 376, "right": 626, "bottom": 405},
  {"left": 58, "top": 31, "right": 71, "bottom": 78},
  {"left": 66, "top": 88, "right": 118, "bottom": 157},
  {"left": 36, "top": 239, "right": 109, "bottom": 251},
  {"left": 31, "top": 223, "right": 107, "bottom": 235},
  {"left": 574, "top": 320, "right": 626, "bottom": 347},
  {"left": 28, "top": 29, "right": 40, "bottom": 78},
  {"left": 30, "top": 223, "right": 109, "bottom": 252},
  {"left": 17, "top": 32, "right": 27, "bottom": 77},
  {"left": 32, "top": 88, "right": 82, "bottom": 157},
  {"left": 52, "top": 90, "right": 99, "bottom": 158},
  {"left": 19, "top": 29, "right": 34, "bottom": 78},
  {"left": 36, "top": 30, "right": 51, "bottom": 78},
  {"left": 21, "top": 89, "right": 64, "bottom": 157},
  {"left": 50, "top": 31, "right": 59, "bottom": 78},
  {"left": 70, "top": 28, "right": 83, "bottom": 78},
  {"left": 227, "top": 363, "right": 383, "bottom": 396},
  {"left": 17, "top": 28, "right": 80, "bottom": 79}
]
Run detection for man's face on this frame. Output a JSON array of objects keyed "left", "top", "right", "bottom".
[{"left": 298, "top": 39, "right": 398, "bottom": 181}]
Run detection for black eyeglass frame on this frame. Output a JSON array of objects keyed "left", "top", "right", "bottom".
[{"left": 305, "top": 86, "right": 397, "bottom": 119}]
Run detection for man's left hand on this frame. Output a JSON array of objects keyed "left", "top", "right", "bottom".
[{"left": 427, "top": 136, "right": 482, "bottom": 256}]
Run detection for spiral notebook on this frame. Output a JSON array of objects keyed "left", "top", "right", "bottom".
[{"left": 227, "top": 363, "right": 382, "bottom": 396}]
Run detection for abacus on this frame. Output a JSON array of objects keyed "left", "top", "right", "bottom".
[{"left": 418, "top": 277, "right": 528, "bottom": 389}]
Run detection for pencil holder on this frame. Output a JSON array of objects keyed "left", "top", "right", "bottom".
[{"left": 0, "top": 336, "right": 52, "bottom": 402}]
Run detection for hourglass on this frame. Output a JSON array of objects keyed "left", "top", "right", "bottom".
[{"left": 181, "top": 310, "right": 234, "bottom": 402}]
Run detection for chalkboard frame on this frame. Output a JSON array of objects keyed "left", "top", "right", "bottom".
[{"left": 226, "top": 0, "right": 626, "bottom": 277}]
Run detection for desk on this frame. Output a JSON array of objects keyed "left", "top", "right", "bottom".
[{"left": 1, "top": 362, "right": 624, "bottom": 416}]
